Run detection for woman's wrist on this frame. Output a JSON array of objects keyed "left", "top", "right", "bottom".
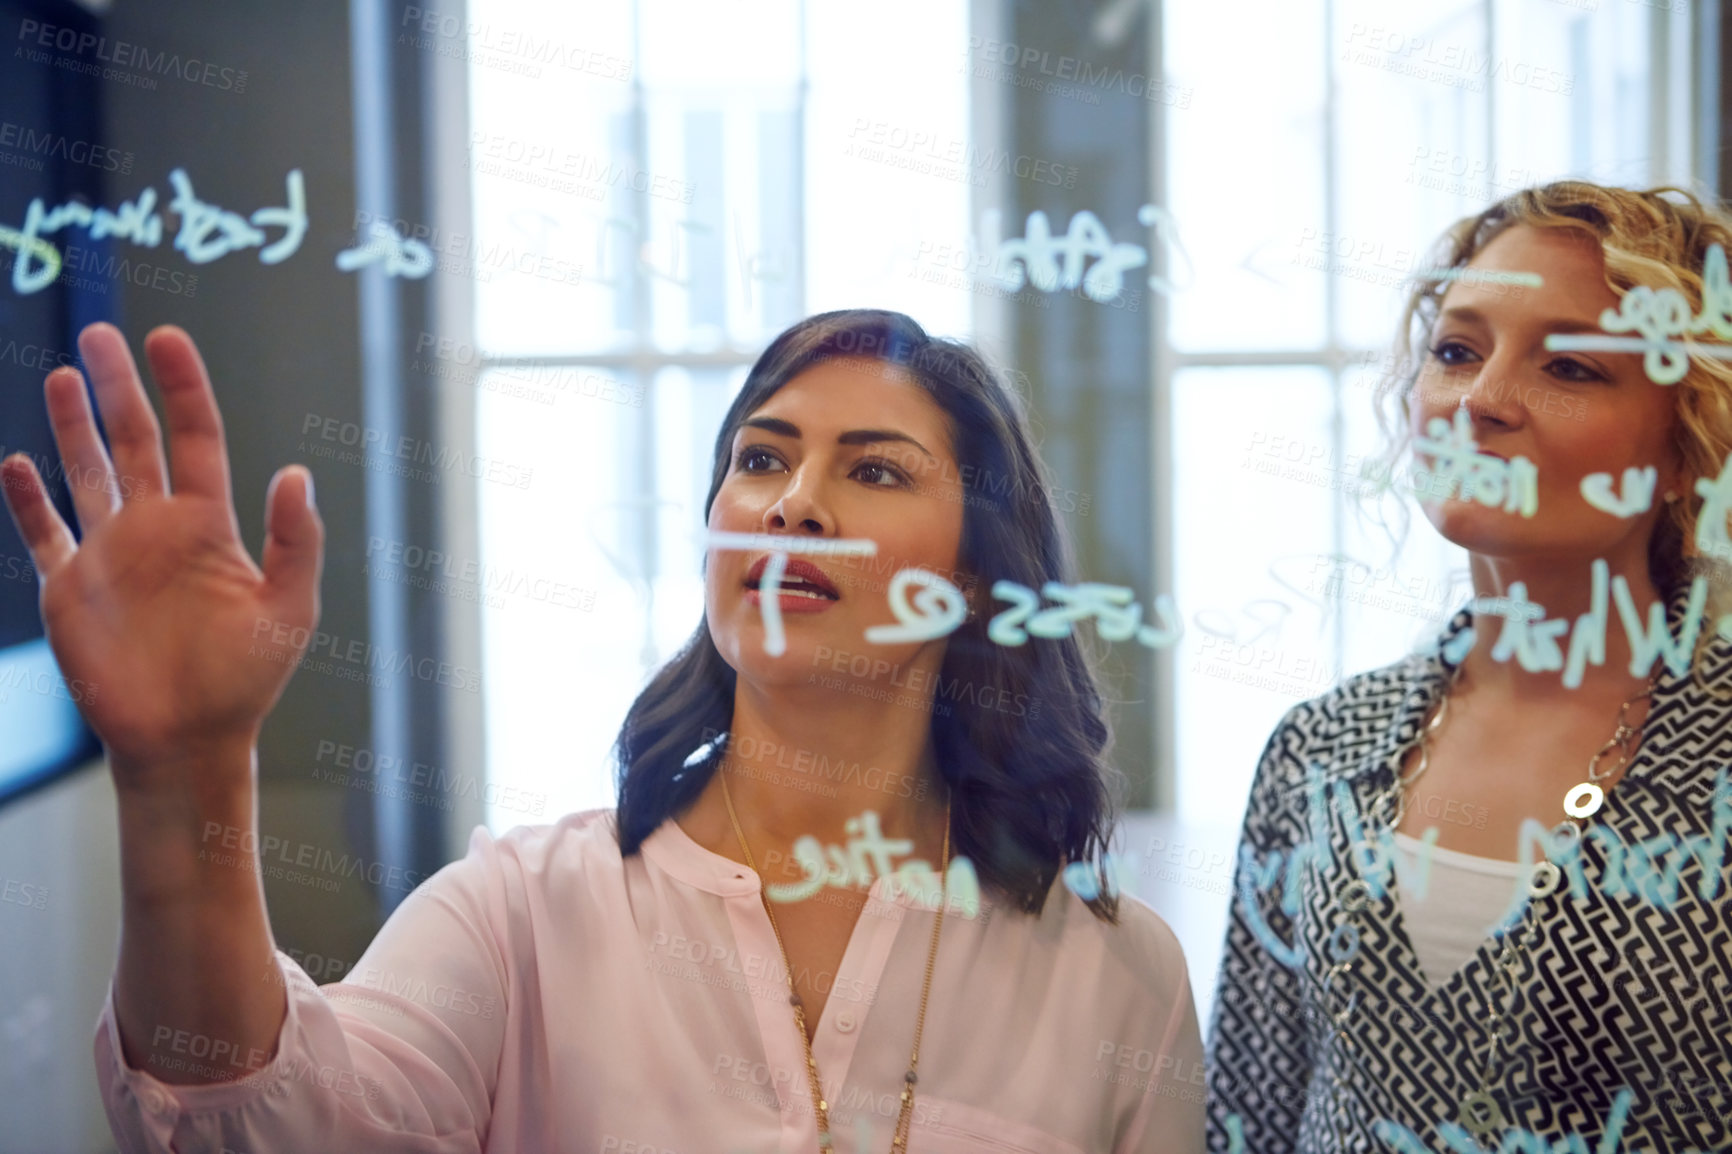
[{"left": 114, "top": 741, "right": 261, "bottom": 909}]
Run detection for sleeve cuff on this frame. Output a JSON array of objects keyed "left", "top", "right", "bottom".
[{"left": 92, "top": 948, "right": 315, "bottom": 1148}]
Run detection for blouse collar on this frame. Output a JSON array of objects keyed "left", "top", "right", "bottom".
[
  {"left": 640, "top": 816, "right": 766, "bottom": 899},
  {"left": 1345, "top": 577, "right": 1732, "bottom": 810}
]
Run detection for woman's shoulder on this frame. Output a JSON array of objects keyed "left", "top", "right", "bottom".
[
  {"left": 1265, "top": 643, "right": 1443, "bottom": 756},
  {"left": 1024, "top": 878, "right": 1189, "bottom": 992},
  {"left": 1052, "top": 888, "right": 1197, "bottom": 1023},
  {"left": 445, "top": 807, "right": 623, "bottom": 889}
]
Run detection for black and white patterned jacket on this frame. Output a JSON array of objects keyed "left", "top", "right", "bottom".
[{"left": 1203, "top": 581, "right": 1732, "bottom": 1153}]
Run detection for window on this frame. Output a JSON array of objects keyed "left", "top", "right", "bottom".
[
  {"left": 1162, "top": 0, "right": 1692, "bottom": 1021},
  {"left": 464, "top": 0, "right": 971, "bottom": 829}
]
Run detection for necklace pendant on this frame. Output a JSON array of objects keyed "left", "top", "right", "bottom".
[
  {"left": 1457, "top": 1090, "right": 1505, "bottom": 1137},
  {"left": 1562, "top": 781, "right": 1604, "bottom": 819}
]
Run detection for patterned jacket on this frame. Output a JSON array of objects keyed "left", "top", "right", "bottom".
[{"left": 1203, "top": 582, "right": 1732, "bottom": 1152}]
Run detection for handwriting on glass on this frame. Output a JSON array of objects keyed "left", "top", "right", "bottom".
[
  {"left": 1060, "top": 853, "right": 1134, "bottom": 901},
  {"left": 1579, "top": 465, "right": 1656, "bottom": 518},
  {"left": 697, "top": 532, "right": 878, "bottom": 658},
  {"left": 698, "top": 521, "right": 1186, "bottom": 656},
  {"left": 863, "top": 568, "right": 969, "bottom": 644},
  {"left": 978, "top": 204, "right": 1189, "bottom": 304},
  {"left": 1370, "top": 1087, "right": 1712, "bottom": 1154},
  {"left": 588, "top": 211, "right": 790, "bottom": 297},
  {"left": 0, "top": 168, "right": 465, "bottom": 295},
  {"left": 1476, "top": 563, "right": 1711, "bottom": 686},
  {"left": 1235, "top": 761, "right": 1439, "bottom": 970},
  {"left": 1694, "top": 450, "right": 1732, "bottom": 570},
  {"left": 1404, "top": 408, "right": 1539, "bottom": 516},
  {"left": 1482, "top": 773, "right": 1732, "bottom": 929},
  {"left": 336, "top": 220, "right": 434, "bottom": 278},
  {"left": 987, "top": 580, "right": 1183, "bottom": 649},
  {"left": 763, "top": 809, "right": 980, "bottom": 917},
  {"left": 1541, "top": 241, "right": 1732, "bottom": 385},
  {"left": 1414, "top": 267, "right": 1544, "bottom": 288},
  {"left": 3, "top": 169, "right": 307, "bottom": 294}
]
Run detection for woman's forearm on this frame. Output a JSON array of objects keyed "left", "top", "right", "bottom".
[{"left": 111, "top": 741, "right": 287, "bottom": 1087}]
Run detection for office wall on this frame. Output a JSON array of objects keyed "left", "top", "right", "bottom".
[{"left": 0, "top": 3, "right": 384, "bottom": 1147}]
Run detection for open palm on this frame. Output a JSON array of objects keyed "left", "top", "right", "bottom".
[{"left": 0, "top": 323, "right": 324, "bottom": 786}]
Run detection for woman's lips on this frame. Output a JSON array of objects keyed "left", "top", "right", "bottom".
[
  {"left": 742, "top": 588, "right": 838, "bottom": 614},
  {"left": 744, "top": 554, "right": 841, "bottom": 597}
]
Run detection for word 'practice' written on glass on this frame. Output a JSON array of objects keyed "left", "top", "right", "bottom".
[{"left": 764, "top": 810, "right": 981, "bottom": 918}]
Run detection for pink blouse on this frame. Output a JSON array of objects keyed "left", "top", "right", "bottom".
[{"left": 94, "top": 809, "right": 1206, "bottom": 1152}]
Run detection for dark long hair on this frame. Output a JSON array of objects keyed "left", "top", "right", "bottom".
[{"left": 609, "top": 308, "right": 1123, "bottom": 921}]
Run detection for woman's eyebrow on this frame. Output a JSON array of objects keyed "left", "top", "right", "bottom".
[
  {"left": 739, "top": 417, "right": 936, "bottom": 462},
  {"left": 1438, "top": 305, "right": 1606, "bottom": 334}
]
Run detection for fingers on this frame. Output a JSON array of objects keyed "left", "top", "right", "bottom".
[
  {"left": 261, "top": 466, "right": 324, "bottom": 611},
  {"left": 142, "top": 326, "right": 237, "bottom": 513},
  {"left": 77, "top": 323, "right": 170, "bottom": 501},
  {"left": 0, "top": 453, "right": 78, "bottom": 578},
  {"left": 43, "top": 366, "right": 124, "bottom": 532}
]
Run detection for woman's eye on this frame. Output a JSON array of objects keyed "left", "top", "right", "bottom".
[
  {"left": 735, "top": 446, "right": 784, "bottom": 473},
  {"left": 1427, "top": 340, "right": 1476, "bottom": 366},
  {"left": 855, "top": 459, "right": 910, "bottom": 488},
  {"left": 1545, "top": 358, "right": 1603, "bottom": 383}
]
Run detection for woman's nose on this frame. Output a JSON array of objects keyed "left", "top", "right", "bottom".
[
  {"left": 1459, "top": 358, "right": 1524, "bottom": 429},
  {"left": 763, "top": 473, "right": 829, "bottom": 535}
]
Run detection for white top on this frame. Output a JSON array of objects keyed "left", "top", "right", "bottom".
[
  {"left": 1389, "top": 831, "right": 1527, "bottom": 990},
  {"left": 95, "top": 808, "right": 1206, "bottom": 1153}
]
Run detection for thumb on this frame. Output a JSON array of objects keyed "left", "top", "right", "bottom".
[{"left": 262, "top": 466, "right": 324, "bottom": 609}]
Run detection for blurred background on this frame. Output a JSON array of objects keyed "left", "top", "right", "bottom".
[{"left": 0, "top": 0, "right": 1721, "bottom": 1147}]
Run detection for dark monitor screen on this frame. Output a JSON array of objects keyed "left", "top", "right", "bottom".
[{"left": 0, "top": 0, "right": 112, "bottom": 804}]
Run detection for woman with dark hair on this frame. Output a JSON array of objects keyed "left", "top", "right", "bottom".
[
  {"left": 1204, "top": 184, "right": 1732, "bottom": 1153},
  {"left": 7, "top": 308, "right": 1204, "bottom": 1152}
]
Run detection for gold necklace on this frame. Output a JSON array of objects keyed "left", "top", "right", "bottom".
[
  {"left": 1371, "top": 659, "right": 1657, "bottom": 832},
  {"left": 717, "top": 761, "right": 951, "bottom": 1152},
  {"left": 1353, "top": 656, "right": 1657, "bottom": 1139}
]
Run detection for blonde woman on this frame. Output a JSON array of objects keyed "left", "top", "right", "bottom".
[{"left": 1205, "top": 183, "right": 1732, "bottom": 1152}]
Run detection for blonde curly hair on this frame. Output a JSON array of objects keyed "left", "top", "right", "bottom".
[{"left": 1368, "top": 180, "right": 1732, "bottom": 634}]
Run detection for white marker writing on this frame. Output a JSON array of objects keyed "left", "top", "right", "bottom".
[
  {"left": 1548, "top": 241, "right": 1732, "bottom": 385},
  {"left": 1407, "top": 407, "right": 1539, "bottom": 516},
  {"left": 337, "top": 220, "right": 434, "bottom": 278},
  {"left": 983, "top": 207, "right": 1148, "bottom": 302},
  {"left": 168, "top": 168, "right": 306, "bottom": 265},
  {"left": 1579, "top": 465, "right": 1656, "bottom": 518}
]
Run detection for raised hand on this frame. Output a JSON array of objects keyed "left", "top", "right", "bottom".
[{"left": 0, "top": 322, "right": 324, "bottom": 792}]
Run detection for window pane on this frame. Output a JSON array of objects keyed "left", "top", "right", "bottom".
[
  {"left": 1331, "top": 0, "right": 1487, "bottom": 350},
  {"left": 1336, "top": 358, "right": 1472, "bottom": 677},
  {"left": 804, "top": 0, "right": 972, "bottom": 333},
  {"left": 1164, "top": 0, "right": 1328, "bottom": 352},
  {"left": 476, "top": 365, "right": 648, "bottom": 827},
  {"left": 1173, "top": 366, "right": 1335, "bottom": 829},
  {"left": 468, "top": 0, "right": 637, "bottom": 355},
  {"left": 1492, "top": 0, "right": 1652, "bottom": 187}
]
